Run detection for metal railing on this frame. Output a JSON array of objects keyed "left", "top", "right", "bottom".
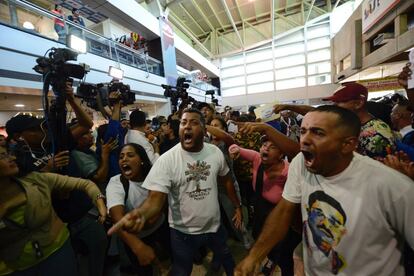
[{"left": 0, "top": 0, "right": 163, "bottom": 76}]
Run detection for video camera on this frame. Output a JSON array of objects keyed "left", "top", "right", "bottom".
[
  {"left": 77, "top": 81, "right": 135, "bottom": 111},
  {"left": 33, "top": 47, "right": 90, "bottom": 152},
  {"left": 162, "top": 77, "right": 198, "bottom": 112},
  {"left": 33, "top": 48, "right": 89, "bottom": 86}
]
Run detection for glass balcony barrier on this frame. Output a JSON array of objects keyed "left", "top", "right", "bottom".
[{"left": 0, "top": 0, "right": 163, "bottom": 76}]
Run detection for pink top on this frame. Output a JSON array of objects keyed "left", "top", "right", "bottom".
[
  {"left": 231, "top": 144, "right": 289, "bottom": 204},
  {"left": 52, "top": 9, "right": 64, "bottom": 27}
]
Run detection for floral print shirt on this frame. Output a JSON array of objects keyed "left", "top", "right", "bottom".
[
  {"left": 358, "top": 118, "right": 396, "bottom": 160},
  {"left": 233, "top": 131, "right": 262, "bottom": 182}
]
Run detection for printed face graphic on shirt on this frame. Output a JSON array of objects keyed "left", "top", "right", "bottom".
[
  {"left": 306, "top": 191, "right": 347, "bottom": 274},
  {"left": 185, "top": 160, "right": 211, "bottom": 200}
]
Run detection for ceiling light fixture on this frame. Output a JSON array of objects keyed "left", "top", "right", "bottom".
[{"left": 15, "top": 104, "right": 25, "bottom": 107}]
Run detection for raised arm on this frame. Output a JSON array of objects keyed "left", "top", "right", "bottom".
[
  {"left": 273, "top": 104, "right": 315, "bottom": 116},
  {"left": 91, "top": 138, "right": 118, "bottom": 186},
  {"left": 44, "top": 172, "right": 107, "bottom": 223},
  {"left": 206, "top": 125, "right": 235, "bottom": 146},
  {"left": 66, "top": 82, "right": 93, "bottom": 139},
  {"left": 237, "top": 122, "right": 300, "bottom": 160}
]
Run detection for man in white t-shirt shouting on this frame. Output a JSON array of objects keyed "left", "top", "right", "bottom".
[
  {"left": 109, "top": 108, "right": 242, "bottom": 276},
  {"left": 235, "top": 105, "right": 414, "bottom": 276}
]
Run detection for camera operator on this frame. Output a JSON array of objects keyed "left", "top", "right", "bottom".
[{"left": 6, "top": 81, "right": 93, "bottom": 174}]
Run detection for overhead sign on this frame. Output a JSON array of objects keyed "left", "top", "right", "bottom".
[
  {"left": 357, "top": 76, "right": 403, "bottom": 92},
  {"left": 362, "top": 0, "right": 400, "bottom": 33}
]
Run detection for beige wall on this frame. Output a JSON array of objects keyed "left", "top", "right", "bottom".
[{"left": 332, "top": 1, "right": 414, "bottom": 82}]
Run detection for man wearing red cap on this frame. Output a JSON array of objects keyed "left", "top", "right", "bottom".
[
  {"left": 273, "top": 82, "right": 396, "bottom": 160},
  {"left": 323, "top": 82, "right": 396, "bottom": 160}
]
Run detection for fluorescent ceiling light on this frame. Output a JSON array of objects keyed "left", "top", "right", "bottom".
[
  {"left": 37, "top": 108, "right": 43, "bottom": 111},
  {"left": 15, "top": 104, "right": 25, "bottom": 107},
  {"left": 108, "top": 66, "right": 124, "bottom": 80},
  {"left": 67, "top": 35, "right": 87, "bottom": 53},
  {"left": 23, "top": 21, "right": 35, "bottom": 30}
]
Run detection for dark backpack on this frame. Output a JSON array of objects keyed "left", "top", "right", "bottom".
[{"left": 120, "top": 175, "right": 129, "bottom": 205}]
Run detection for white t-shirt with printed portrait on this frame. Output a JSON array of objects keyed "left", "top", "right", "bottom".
[
  {"left": 282, "top": 153, "right": 414, "bottom": 276},
  {"left": 142, "top": 143, "right": 230, "bottom": 235}
]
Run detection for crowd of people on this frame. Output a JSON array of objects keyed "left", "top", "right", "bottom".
[{"left": 0, "top": 64, "right": 413, "bottom": 276}]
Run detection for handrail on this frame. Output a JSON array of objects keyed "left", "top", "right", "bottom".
[
  {"left": 4, "top": 0, "right": 219, "bottom": 89},
  {"left": 8, "top": 0, "right": 162, "bottom": 66}
]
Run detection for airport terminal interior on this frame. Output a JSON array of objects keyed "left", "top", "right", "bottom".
[{"left": 0, "top": 0, "right": 413, "bottom": 275}]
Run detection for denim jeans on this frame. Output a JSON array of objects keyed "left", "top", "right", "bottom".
[
  {"left": 54, "top": 24, "right": 65, "bottom": 43},
  {"left": 68, "top": 214, "right": 108, "bottom": 276},
  {"left": 170, "top": 225, "right": 235, "bottom": 276}
]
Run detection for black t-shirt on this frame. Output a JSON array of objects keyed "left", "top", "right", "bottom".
[
  {"left": 160, "top": 137, "right": 180, "bottom": 155},
  {"left": 13, "top": 143, "right": 54, "bottom": 175}
]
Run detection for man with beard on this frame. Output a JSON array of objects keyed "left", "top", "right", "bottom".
[
  {"left": 109, "top": 108, "right": 242, "bottom": 276},
  {"left": 235, "top": 105, "right": 414, "bottom": 276}
]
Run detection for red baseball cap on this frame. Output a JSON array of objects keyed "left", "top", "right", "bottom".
[{"left": 322, "top": 82, "right": 368, "bottom": 103}]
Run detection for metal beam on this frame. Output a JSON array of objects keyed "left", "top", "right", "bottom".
[
  {"left": 191, "top": 0, "right": 215, "bottom": 31},
  {"left": 271, "top": 0, "right": 274, "bottom": 39},
  {"left": 219, "top": 33, "right": 240, "bottom": 50},
  {"left": 206, "top": 0, "right": 225, "bottom": 31},
  {"left": 303, "top": 1, "right": 327, "bottom": 16},
  {"left": 179, "top": 3, "right": 207, "bottom": 34},
  {"left": 201, "top": 33, "right": 211, "bottom": 45},
  {"left": 234, "top": 0, "right": 244, "bottom": 23},
  {"left": 301, "top": 1, "right": 305, "bottom": 24},
  {"left": 275, "top": 11, "right": 301, "bottom": 27},
  {"left": 305, "top": 0, "right": 316, "bottom": 23},
  {"left": 220, "top": 0, "right": 244, "bottom": 49},
  {"left": 165, "top": 0, "right": 181, "bottom": 8},
  {"left": 168, "top": 11, "right": 213, "bottom": 58},
  {"left": 244, "top": 21, "right": 267, "bottom": 40},
  {"left": 208, "top": 2, "right": 302, "bottom": 35},
  {"left": 333, "top": 0, "right": 341, "bottom": 10},
  {"left": 327, "top": 0, "right": 332, "bottom": 11}
]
